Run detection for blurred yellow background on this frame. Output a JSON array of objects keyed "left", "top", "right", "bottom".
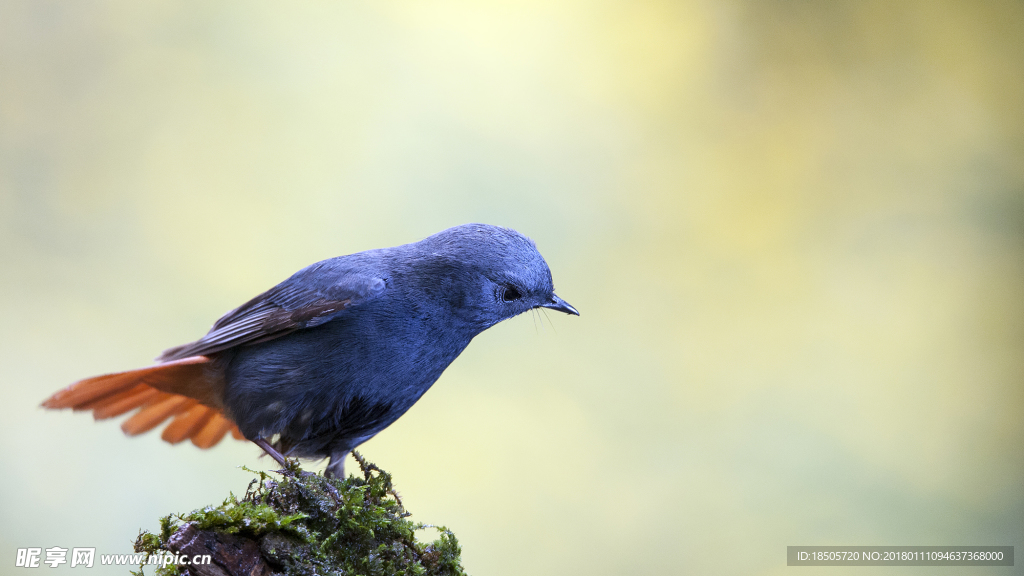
[{"left": 1, "top": 1, "right": 1021, "bottom": 575}]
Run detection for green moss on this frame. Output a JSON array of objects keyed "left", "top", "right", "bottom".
[{"left": 134, "top": 453, "right": 466, "bottom": 576}]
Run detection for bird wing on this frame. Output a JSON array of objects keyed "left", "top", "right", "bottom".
[{"left": 158, "top": 262, "right": 387, "bottom": 361}]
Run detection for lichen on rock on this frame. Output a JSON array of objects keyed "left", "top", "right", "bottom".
[{"left": 134, "top": 453, "right": 466, "bottom": 576}]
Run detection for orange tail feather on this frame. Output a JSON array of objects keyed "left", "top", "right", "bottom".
[
  {"left": 42, "top": 356, "right": 245, "bottom": 449},
  {"left": 161, "top": 404, "right": 215, "bottom": 444},
  {"left": 192, "top": 413, "right": 235, "bottom": 449}
]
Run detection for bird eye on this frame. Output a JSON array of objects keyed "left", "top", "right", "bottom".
[{"left": 501, "top": 286, "right": 522, "bottom": 302}]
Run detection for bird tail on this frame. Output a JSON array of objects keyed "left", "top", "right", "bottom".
[{"left": 42, "top": 356, "right": 245, "bottom": 449}]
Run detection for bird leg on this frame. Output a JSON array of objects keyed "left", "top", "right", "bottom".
[
  {"left": 252, "top": 438, "right": 289, "bottom": 467},
  {"left": 253, "top": 438, "right": 316, "bottom": 477},
  {"left": 324, "top": 450, "right": 350, "bottom": 479}
]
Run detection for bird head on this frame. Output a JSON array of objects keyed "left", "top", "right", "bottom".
[{"left": 416, "top": 223, "right": 579, "bottom": 330}]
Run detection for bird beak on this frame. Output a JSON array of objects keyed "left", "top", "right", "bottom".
[{"left": 541, "top": 294, "right": 579, "bottom": 316}]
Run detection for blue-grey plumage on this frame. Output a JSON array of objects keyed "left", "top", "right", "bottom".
[{"left": 44, "top": 223, "right": 577, "bottom": 478}]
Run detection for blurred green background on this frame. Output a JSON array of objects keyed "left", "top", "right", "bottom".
[{"left": 1, "top": 1, "right": 1022, "bottom": 575}]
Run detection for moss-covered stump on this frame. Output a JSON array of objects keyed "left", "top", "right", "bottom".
[{"left": 134, "top": 453, "right": 466, "bottom": 576}]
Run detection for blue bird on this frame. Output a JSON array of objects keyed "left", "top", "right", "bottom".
[{"left": 44, "top": 224, "right": 578, "bottom": 477}]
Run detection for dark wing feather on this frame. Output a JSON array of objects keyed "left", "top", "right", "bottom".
[{"left": 158, "top": 262, "right": 386, "bottom": 361}]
